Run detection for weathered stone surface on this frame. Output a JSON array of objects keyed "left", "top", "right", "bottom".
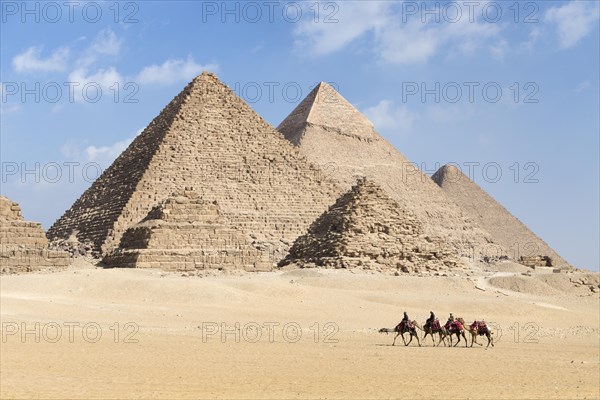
[
  {"left": 48, "top": 73, "right": 341, "bottom": 258},
  {"left": 0, "top": 196, "right": 69, "bottom": 272},
  {"left": 103, "top": 191, "right": 272, "bottom": 271},
  {"left": 278, "top": 83, "right": 497, "bottom": 259},
  {"left": 431, "top": 164, "right": 569, "bottom": 268},
  {"left": 520, "top": 255, "right": 553, "bottom": 268},
  {"left": 279, "top": 178, "right": 460, "bottom": 272}
]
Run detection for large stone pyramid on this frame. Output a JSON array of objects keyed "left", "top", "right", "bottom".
[
  {"left": 278, "top": 83, "right": 495, "bottom": 258},
  {"left": 432, "top": 164, "right": 569, "bottom": 268},
  {"left": 280, "top": 178, "right": 459, "bottom": 271},
  {"left": 1, "top": 196, "right": 69, "bottom": 272},
  {"left": 103, "top": 190, "right": 270, "bottom": 271},
  {"left": 48, "top": 72, "right": 340, "bottom": 257}
]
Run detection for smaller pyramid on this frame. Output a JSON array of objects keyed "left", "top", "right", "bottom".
[
  {"left": 279, "top": 178, "right": 459, "bottom": 272},
  {"left": 432, "top": 164, "right": 569, "bottom": 268},
  {"left": 0, "top": 196, "right": 69, "bottom": 272},
  {"left": 103, "top": 190, "right": 271, "bottom": 271}
]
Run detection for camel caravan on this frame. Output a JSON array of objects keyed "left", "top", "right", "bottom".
[{"left": 379, "top": 312, "right": 494, "bottom": 348}]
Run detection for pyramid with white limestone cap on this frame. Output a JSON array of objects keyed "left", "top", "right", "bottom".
[{"left": 278, "top": 82, "right": 497, "bottom": 259}]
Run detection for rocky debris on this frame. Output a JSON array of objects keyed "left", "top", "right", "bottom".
[
  {"left": 0, "top": 196, "right": 69, "bottom": 273},
  {"left": 279, "top": 178, "right": 460, "bottom": 272},
  {"left": 432, "top": 164, "right": 570, "bottom": 268},
  {"left": 103, "top": 191, "right": 272, "bottom": 271},
  {"left": 481, "top": 255, "right": 509, "bottom": 263},
  {"left": 568, "top": 274, "right": 600, "bottom": 294},
  {"left": 49, "top": 230, "right": 95, "bottom": 258},
  {"left": 48, "top": 72, "right": 341, "bottom": 259}
]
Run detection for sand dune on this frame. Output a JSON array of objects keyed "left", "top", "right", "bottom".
[{"left": 1, "top": 263, "right": 598, "bottom": 399}]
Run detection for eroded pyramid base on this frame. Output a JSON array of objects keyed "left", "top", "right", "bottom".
[{"left": 102, "top": 192, "right": 273, "bottom": 271}]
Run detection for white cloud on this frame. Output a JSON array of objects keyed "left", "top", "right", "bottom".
[
  {"left": 77, "top": 29, "right": 122, "bottom": 68},
  {"left": 546, "top": 1, "right": 600, "bottom": 49},
  {"left": 136, "top": 56, "right": 218, "bottom": 85},
  {"left": 363, "top": 100, "right": 417, "bottom": 134},
  {"left": 294, "top": 1, "right": 391, "bottom": 55},
  {"left": 520, "top": 27, "right": 541, "bottom": 52},
  {"left": 293, "top": 1, "right": 501, "bottom": 64},
  {"left": 85, "top": 137, "right": 134, "bottom": 163},
  {"left": 12, "top": 46, "right": 69, "bottom": 73},
  {"left": 378, "top": 13, "right": 500, "bottom": 64},
  {"left": 61, "top": 129, "right": 143, "bottom": 166},
  {"left": 67, "top": 67, "right": 124, "bottom": 102},
  {"left": 375, "top": 23, "right": 440, "bottom": 64},
  {"left": 490, "top": 39, "right": 509, "bottom": 60}
]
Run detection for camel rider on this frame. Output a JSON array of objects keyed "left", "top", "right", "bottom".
[
  {"left": 426, "top": 311, "right": 435, "bottom": 328},
  {"left": 446, "top": 313, "right": 454, "bottom": 329},
  {"left": 402, "top": 312, "right": 409, "bottom": 323},
  {"left": 400, "top": 311, "right": 410, "bottom": 329}
]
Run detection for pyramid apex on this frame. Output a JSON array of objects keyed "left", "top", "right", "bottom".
[
  {"left": 432, "top": 164, "right": 468, "bottom": 186},
  {"left": 315, "top": 81, "right": 333, "bottom": 90},
  {"left": 441, "top": 164, "right": 462, "bottom": 174},
  {"left": 278, "top": 81, "right": 376, "bottom": 144},
  {"left": 193, "top": 71, "right": 220, "bottom": 82}
]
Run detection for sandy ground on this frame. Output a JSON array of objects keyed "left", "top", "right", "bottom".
[{"left": 1, "top": 262, "right": 598, "bottom": 399}]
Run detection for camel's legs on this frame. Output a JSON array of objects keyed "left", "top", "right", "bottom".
[
  {"left": 487, "top": 333, "right": 494, "bottom": 348},
  {"left": 415, "top": 331, "right": 421, "bottom": 347},
  {"left": 404, "top": 332, "right": 411, "bottom": 346},
  {"left": 453, "top": 333, "right": 460, "bottom": 347},
  {"left": 462, "top": 332, "right": 468, "bottom": 347},
  {"left": 392, "top": 332, "right": 400, "bottom": 346}
]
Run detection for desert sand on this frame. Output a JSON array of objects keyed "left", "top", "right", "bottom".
[{"left": 1, "top": 262, "right": 598, "bottom": 399}]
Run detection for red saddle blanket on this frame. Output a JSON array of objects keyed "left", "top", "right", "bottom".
[
  {"left": 431, "top": 320, "right": 441, "bottom": 331},
  {"left": 396, "top": 320, "right": 414, "bottom": 332},
  {"left": 445, "top": 321, "right": 463, "bottom": 332},
  {"left": 471, "top": 321, "right": 488, "bottom": 334}
]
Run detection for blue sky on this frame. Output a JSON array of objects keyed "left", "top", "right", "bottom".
[{"left": 1, "top": 0, "right": 598, "bottom": 270}]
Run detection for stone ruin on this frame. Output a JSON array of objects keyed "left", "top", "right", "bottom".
[
  {"left": 103, "top": 190, "right": 272, "bottom": 271},
  {"left": 0, "top": 196, "right": 69, "bottom": 272},
  {"left": 431, "top": 164, "right": 569, "bottom": 268},
  {"left": 519, "top": 255, "right": 553, "bottom": 268},
  {"left": 279, "top": 178, "right": 459, "bottom": 272}
]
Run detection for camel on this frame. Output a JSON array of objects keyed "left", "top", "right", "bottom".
[
  {"left": 379, "top": 320, "right": 421, "bottom": 347},
  {"left": 438, "top": 317, "right": 468, "bottom": 347},
  {"left": 461, "top": 318, "right": 494, "bottom": 348},
  {"left": 413, "top": 319, "right": 448, "bottom": 347}
]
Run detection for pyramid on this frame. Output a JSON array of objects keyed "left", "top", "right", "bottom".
[
  {"left": 1, "top": 196, "right": 69, "bottom": 272},
  {"left": 431, "top": 164, "right": 569, "bottom": 268},
  {"left": 48, "top": 73, "right": 341, "bottom": 257},
  {"left": 103, "top": 190, "right": 270, "bottom": 271},
  {"left": 279, "top": 178, "right": 459, "bottom": 271},
  {"left": 278, "top": 83, "right": 496, "bottom": 258}
]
